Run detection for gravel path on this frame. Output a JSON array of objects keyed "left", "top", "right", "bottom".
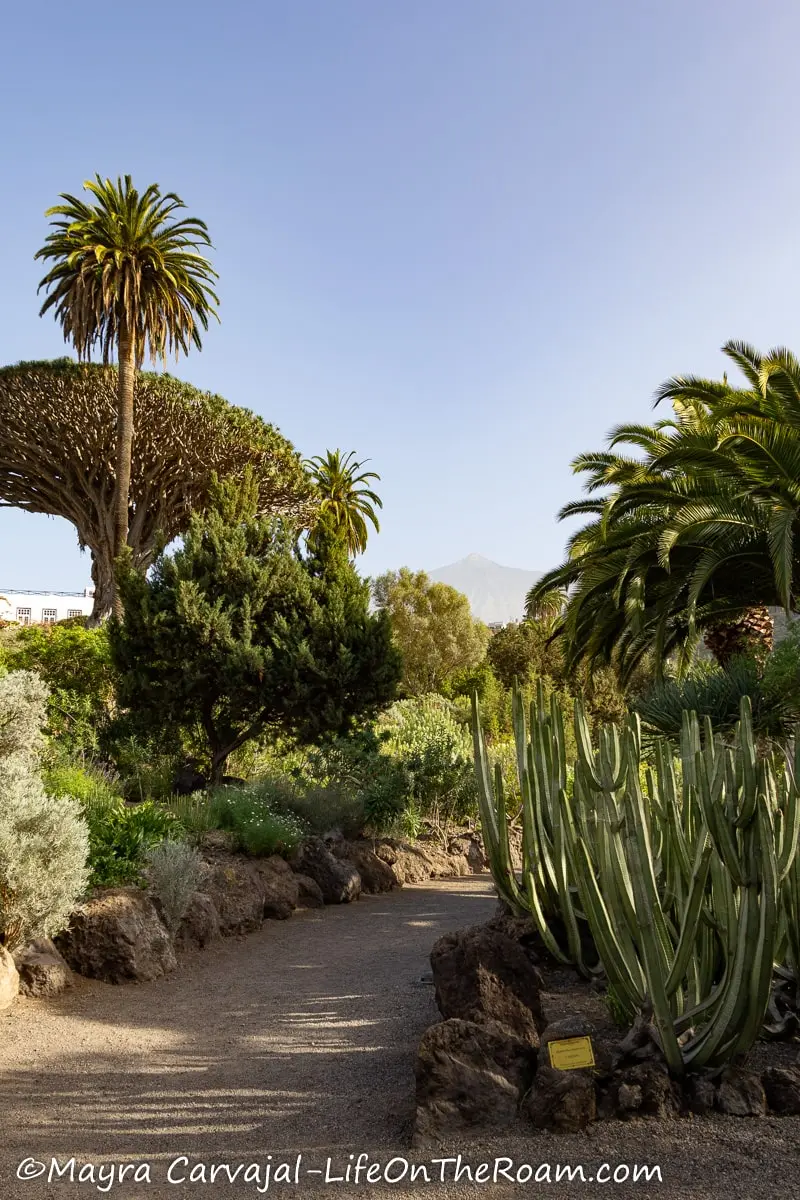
[{"left": 2, "top": 878, "right": 800, "bottom": 1200}]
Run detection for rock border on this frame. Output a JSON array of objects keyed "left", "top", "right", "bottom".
[
  {"left": 3, "top": 832, "right": 486, "bottom": 1006},
  {"left": 413, "top": 912, "right": 800, "bottom": 1146}
]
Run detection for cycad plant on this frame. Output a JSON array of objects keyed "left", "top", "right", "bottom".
[
  {"left": 474, "top": 686, "right": 800, "bottom": 1073},
  {"left": 634, "top": 657, "right": 800, "bottom": 748}
]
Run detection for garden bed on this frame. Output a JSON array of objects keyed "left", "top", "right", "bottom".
[{"left": 413, "top": 909, "right": 800, "bottom": 1147}]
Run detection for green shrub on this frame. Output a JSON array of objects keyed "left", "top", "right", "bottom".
[
  {"left": 442, "top": 660, "right": 510, "bottom": 740},
  {"left": 107, "top": 733, "right": 182, "bottom": 803},
  {"left": 145, "top": 840, "right": 208, "bottom": 935},
  {"left": 235, "top": 772, "right": 299, "bottom": 810},
  {"left": 359, "top": 767, "right": 410, "bottom": 833},
  {"left": 292, "top": 784, "right": 365, "bottom": 839},
  {"left": 0, "top": 765, "right": 90, "bottom": 950},
  {"left": 43, "top": 759, "right": 121, "bottom": 808},
  {"left": 81, "top": 796, "right": 178, "bottom": 888},
  {"left": 762, "top": 622, "right": 800, "bottom": 715},
  {"left": 168, "top": 775, "right": 334, "bottom": 851},
  {"left": 378, "top": 694, "right": 477, "bottom": 830},
  {"left": 0, "top": 669, "right": 49, "bottom": 760},
  {"left": 487, "top": 738, "right": 522, "bottom": 812},
  {"left": 312, "top": 732, "right": 409, "bottom": 833},
  {"left": 257, "top": 700, "right": 479, "bottom": 837},
  {"left": 253, "top": 729, "right": 408, "bottom": 836},
  {"left": 248, "top": 775, "right": 365, "bottom": 839},
  {"left": 398, "top": 798, "right": 423, "bottom": 840},
  {"left": 166, "top": 792, "right": 217, "bottom": 845},
  {"left": 236, "top": 813, "right": 305, "bottom": 857},
  {"left": 208, "top": 786, "right": 306, "bottom": 857}
]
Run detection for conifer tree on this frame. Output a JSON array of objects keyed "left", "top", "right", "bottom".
[{"left": 110, "top": 477, "right": 399, "bottom": 779}]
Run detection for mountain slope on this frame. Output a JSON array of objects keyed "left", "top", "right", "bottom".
[{"left": 428, "top": 553, "right": 542, "bottom": 624}]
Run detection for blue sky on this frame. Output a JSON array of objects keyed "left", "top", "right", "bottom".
[{"left": 2, "top": 0, "right": 800, "bottom": 590}]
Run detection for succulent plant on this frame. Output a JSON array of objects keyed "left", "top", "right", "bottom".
[{"left": 473, "top": 688, "right": 800, "bottom": 1072}]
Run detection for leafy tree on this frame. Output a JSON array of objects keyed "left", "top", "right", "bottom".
[
  {"left": 305, "top": 449, "right": 382, "bottom": 557},
  {"left": 574, "top": 660, "right": 631, "bottom": 727},
  {"left": 0, "top": 622, "right": 115, "bottom": 755},
  {"left": 35, "top": 176, "right": 219, "bottom": 614},
  {"left": 528, "top": 340, "right": 800, "bottom": 681},
  {"left": 372, "top": 568, "right": 489, "bottom": 695},
  {"left": 109, "top": 475, "right": 400, "bottom": 781},
  {"left": 485, "top": 619, "right": 630, "bottom": 729},
  {"left": 486, "top": 620, "right": 553, "bottom": 690},
  {"left": 0, "top": 360, "right": 313, "bottom": 619},
  {"left": 442, "top": 659, "right": 509, "bottom": 740}
]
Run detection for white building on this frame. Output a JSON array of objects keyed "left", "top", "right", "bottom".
[{"left": 0, "top": 588, "right": 95, "bottom": 625}]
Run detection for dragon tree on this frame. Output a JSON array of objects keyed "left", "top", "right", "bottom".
[{"left": 0, "top": 360, "right": 315, "bottom": 622}]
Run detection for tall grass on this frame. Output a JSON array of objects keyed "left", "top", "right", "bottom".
[{"left": 166, "top": 792, "right": 218, "bottom": 845}]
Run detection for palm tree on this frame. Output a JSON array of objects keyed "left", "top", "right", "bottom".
[
  {"left": 530, "top": 341, "right": 800, "bottom": 681},
  {"left": 525, "top": 585, "right": 568, "bottom": 629},
  {"left": 305, "top": 449, "right": 382, "bottom": 557},
  {"left": 35, "top": 175, "right": 218, "bottom": 615}
]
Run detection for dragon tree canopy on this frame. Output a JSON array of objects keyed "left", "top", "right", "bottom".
[{"left": 0, "top": 359, "right": 316, "bottom": 621}]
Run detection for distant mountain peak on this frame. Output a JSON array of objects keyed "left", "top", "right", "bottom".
[
  {"left": 427, "top": 554, "right": 543, "bottom": 625},
  {"left": 439, "top": 552, "right": 502, "bottom": 569}
]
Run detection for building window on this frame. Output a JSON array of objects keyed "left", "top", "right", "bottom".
[
  {"left": 67, "top": 609, "right": 83, "bottom": 619},
  {"left": 41, "top": 609, "right": 57, "bottom": 624},
  {"left": 16, "top": 607, "right": 31, "bottom": 625}
]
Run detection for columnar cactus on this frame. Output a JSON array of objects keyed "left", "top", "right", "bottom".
[{"left": 473, "top": 689, "right": 800, "bottom": 1072}]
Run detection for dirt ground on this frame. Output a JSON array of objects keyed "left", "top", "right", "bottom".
[{"left": 3, "top": 877, "right": 800, "bottom": 1200}]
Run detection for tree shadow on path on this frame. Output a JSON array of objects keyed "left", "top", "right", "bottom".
[{"left": 0, "top": 880, "right": 496, "bottom": 1195}]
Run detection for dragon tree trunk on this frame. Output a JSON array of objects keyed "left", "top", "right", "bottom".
[{"left": 88, "top": 552, "right": 115, "bottom": 626}]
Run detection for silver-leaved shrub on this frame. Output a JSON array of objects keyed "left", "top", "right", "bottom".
[
  {"left": 0, "top": 670, "right": 89, "bottom": 950},
  {"left": 145, "top": 839, "right": 208, "bottom": 936}
]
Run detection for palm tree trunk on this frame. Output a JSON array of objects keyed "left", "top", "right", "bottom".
[
  {"left": 703, "top": 605, "right": 774, "bottom": 667},
  {"left": 112, "top": 330, "right": 136, "bottom": 619}
]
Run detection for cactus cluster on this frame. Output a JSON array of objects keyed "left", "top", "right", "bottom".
[{"left": 473, "top": 684, "right": 800, "bottom": 1072}]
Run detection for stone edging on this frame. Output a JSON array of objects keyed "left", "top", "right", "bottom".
[
  {"left": 0, "top": 832, "right": 486, "bottom": 1009},
  {"left": 413, "top": 916, "right": 800, "bottom": 1147}
]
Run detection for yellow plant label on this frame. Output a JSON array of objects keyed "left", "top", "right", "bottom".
[{"left": 547, "top": 1036, "right": 595, "bottom": 1071}]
